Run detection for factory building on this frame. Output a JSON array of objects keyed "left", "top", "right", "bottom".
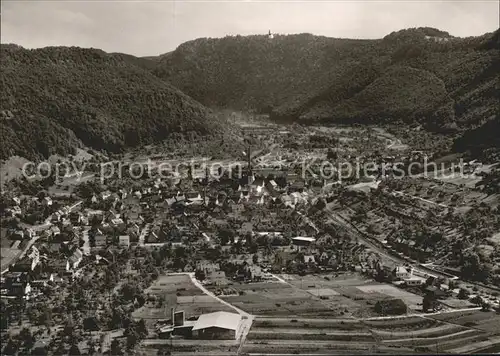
[{"left": 191, "top": 311, "right": 242, "bottom": 340}]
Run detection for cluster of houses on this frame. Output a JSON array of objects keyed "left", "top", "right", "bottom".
[
  {"left": 196, "top": 260, "right": 264, "bottom": 287},
  {"left": 0, "top": 161, "right": 322, "bottom": 298}
]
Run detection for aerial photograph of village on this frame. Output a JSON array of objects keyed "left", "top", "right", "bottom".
[{"left": 1, "top": 0, "right": 499, "bottom": 355}]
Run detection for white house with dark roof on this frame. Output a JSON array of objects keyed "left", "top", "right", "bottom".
[{"left": 393, "top": 266, "right": 411, "bottom": 280}]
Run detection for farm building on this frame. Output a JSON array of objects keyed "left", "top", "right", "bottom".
[{"left": 192, "top": 311, "right": 241, "bottom": 340}]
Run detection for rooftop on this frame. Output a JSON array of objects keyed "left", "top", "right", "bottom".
[
  {"left": 292, "top": 236, "right": 316, "bottom": 242},
  {"left": 192, "top": 311, "right": 241, "bottom": 331}
]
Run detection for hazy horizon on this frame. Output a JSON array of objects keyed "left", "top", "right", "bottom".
[{"left": 1, "top": 0, "right": 499, "bottom": 57}]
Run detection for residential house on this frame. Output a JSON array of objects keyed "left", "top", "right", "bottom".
[
  {"left": 403, "top": 277, "right": 424, "bottom": 286},
  {"left": 248, "top": 266, "right": 263, "bottom": 281},
  {"left": 239, "top": 222, "right": 253, "bottom": 235},
  {"left": 196, "top": 261, "right": 220, "bottom": 275},
  {"left": 100, "top": 191, "right": 112, "bottom": 201},
  {"left": 42, "top": 197, "right": 53, "bottom": 206},
  {"left": 94, "top": 231, "right": 108, "bottom": 248},
  {"left": 12, "top": 229, "right": 24, "bottom": 240},
  {"left": 119, "top": 235, "right": 130, "bottom": 248},
  {"left": 52, "top": 211, "right": 63, "bottom": 223},
  {"left": 209, "top": 271, "right": 228, "bottom": 286},
  {"left": 69, "top": 211, "right": 84, "bottom": 225},
  {"left": 6, "top": 205, "right": 22, "bottom": 216},
  {"left": 111, "top": 217, "right": 125, "bottom": 229},
  {"left": 49, "top": 226, "right": 61, "bottom": 238},
  {"left": 393, "top": 266, "right": 411, "bottom": 280},
  {"left": 304, "top": 255, "right": 317, "bottom": 264},
  {"left": 66, "top": 248, "right": 83, "bottom": 271},
  {"left": 2, "top": 271, "right": 31, "bottom": 298}
]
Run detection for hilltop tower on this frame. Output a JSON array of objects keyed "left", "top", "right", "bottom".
[{"left": 268, "top": 30, "right": 274, "bottom": 40}]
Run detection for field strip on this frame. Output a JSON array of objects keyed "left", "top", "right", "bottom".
[
  {"left": 446, "top": 336, "right": 500, "bottom": 354},
  {"left": 372, "top": 323, "right": 460, "bottom": 337},
  {"left": 255, "top": 317, "right": 358, "bottom": 323},
  {"left": 245, "top": 340, "right": 376, "bottom": 347},
  {"left": 248, "top": 354, "right": 368, "bottom": 356},
  {"left": 251, "top": 328, "right": 373, "bottom": 336},
  {"left": 381, "top": 329, "right": 477, "bottom": 343},
  {"left": 363, "top": 306, "right": 482, "bottom": 320}
]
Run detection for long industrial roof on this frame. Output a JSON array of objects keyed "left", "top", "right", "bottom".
[
  {"left": 192, "top": 311, "right": 241, "bottom": 331},
  {"left": 292, "top": 236, "right": 316, "bottom": 242}
]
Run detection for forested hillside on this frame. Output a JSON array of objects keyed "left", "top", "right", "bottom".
[
  {"left": 155, "top": 27, "right": 499, "bottom": 137},
  {"left": 1, "top": 27, "right": 498, "bottom": 160},
  {"left": 453, "top": 116, "right": 500, "bottom": 161},
  {"left": 0, "top": 45, "right": 223, "bottom": 160}
]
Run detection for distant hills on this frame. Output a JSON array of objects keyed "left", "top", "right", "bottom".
[
  {"left": 0, "top": 45, "right": 224, "bottom": 160},
  {"left": 152, "top": 27, "right": 499, "bottom": 155},
  {"left": 1, "top": 27, "right": 498, "bottom": 160}
]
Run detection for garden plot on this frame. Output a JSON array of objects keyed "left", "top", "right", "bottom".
[
  {"left": 242, "top": 339, "right": 401, "bottom": 355},
  {"left": 220, "top": 281, "right": 338, "bottom": 317},
  {"left": 363, "top": 316, "right": 438, "bottom": 331},
  {"left": 381, "top": 329, "right": 485, "bottom": 348},
  {"left": 253, "top": 317, "right": 365, "bottom": 330},
  {"left": 372, "top": 323, "right": 464, "bottom": 340},
  {"left": 287, "top": 272, "right": 374, "bottom": 289},
  {"left": 283, "top": 274, "right": 390, "bottom": 318},
  {"left": 248, "top": 329, "right": 375, "bottom": 342},
  {"left": 133, "top": 274, "right": 232, "bottom": 320},
  {"left": 307, "top": 288, "right": 339, "bottom": 297},
  {"left": 145, "top": 274, "right": 203, "bottom": 296},
  {"left": 357, "top": 284, "right": 422, "bottom": 310}
]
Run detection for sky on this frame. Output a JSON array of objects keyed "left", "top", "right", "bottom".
[{"left": 1, "top": 0, "right": 498, "bottom": 56}]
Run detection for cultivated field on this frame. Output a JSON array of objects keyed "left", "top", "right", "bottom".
[
  {"left": 216, "top": 281, "right": 339, "bottom": 317},
  {"left": 132, "top": 274, "right": 233, "bottom": 321},
  {"left": 357, "top": 284, "right": 422, "bottom": 310},
  {"left": 215, "top": 273, "right": 425, "bottom": 319},
  {"left": 241, "top": 310, "right": 500, "bottom": 354}
]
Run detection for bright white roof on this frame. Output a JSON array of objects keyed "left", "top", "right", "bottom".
[
  {"left": 192, "top": 311, "right": 241, "bottom": 331},
  {"left": 292, "top": 236, "right": 316, "bottom": 242}
]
